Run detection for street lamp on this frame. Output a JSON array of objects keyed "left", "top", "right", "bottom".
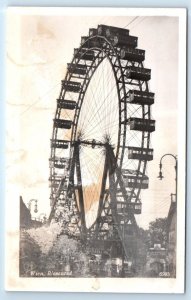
[
  {"left": 28, "top": 199, "right": 38, "bottom": 213},
  {"left": 157, "top": 154, "right": 178, "bottom": 202}
]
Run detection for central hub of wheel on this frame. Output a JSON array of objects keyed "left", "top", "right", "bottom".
[{"left": 73, "top": 139, "right": 114, "bottom": 149}]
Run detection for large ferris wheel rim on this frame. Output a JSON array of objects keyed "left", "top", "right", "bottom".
[{"left": 49, "top": 25, "right": 154, "bottom": 236}]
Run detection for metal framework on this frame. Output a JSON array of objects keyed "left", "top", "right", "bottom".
[{"left": 48, "top": 25, "right": 155, "bottom": 267}]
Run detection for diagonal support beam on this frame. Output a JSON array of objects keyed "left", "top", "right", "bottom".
[
  {"left": 94, "top": 149, "right": 109, "bottom": 237},
  {"left": 75, "top": 143, "right": 87, "bottom": 238},
  {"left": 47, "top": 177, "right": 66, "bottom": 225},
  {"left": 106, "top": 145, "right": 138, "bottom": 261}
]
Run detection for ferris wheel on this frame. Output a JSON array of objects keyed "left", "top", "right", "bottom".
[{"left": 48, "top": 25, "right": 155, "bottom": 258}]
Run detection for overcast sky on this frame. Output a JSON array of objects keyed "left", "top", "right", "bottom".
[{"left": 6, "top": 10, "right": 179, "bottom": 229}]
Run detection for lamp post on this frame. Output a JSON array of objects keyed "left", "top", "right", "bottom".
[
  {"left": 157, "top": 154, "right": 178, "bottom": 202},
  {"left": 28, "top": 199, "right": 38, "bottom": 214}
]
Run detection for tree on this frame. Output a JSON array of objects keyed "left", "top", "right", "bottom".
[{"left": 148, "top": 218, "right": 167, "bottom": 248}]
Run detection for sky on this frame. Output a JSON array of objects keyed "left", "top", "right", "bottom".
[{"left": 6, "top": 10, "right": 179, "bottom": 229}]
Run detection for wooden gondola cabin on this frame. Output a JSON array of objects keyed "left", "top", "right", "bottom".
[
  {"left": 128, "top": 90, "right": 154, "bottom": 105},
  {"left": 127, "top": 118, "right": 155, "bottom": 132},
  {"left": 128, "top": 146, "right": 153, "bottom": 161}
]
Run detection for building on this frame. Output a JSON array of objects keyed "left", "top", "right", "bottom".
[{"left": 166, "top": 194, "right": 177, "bottom": 277}]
